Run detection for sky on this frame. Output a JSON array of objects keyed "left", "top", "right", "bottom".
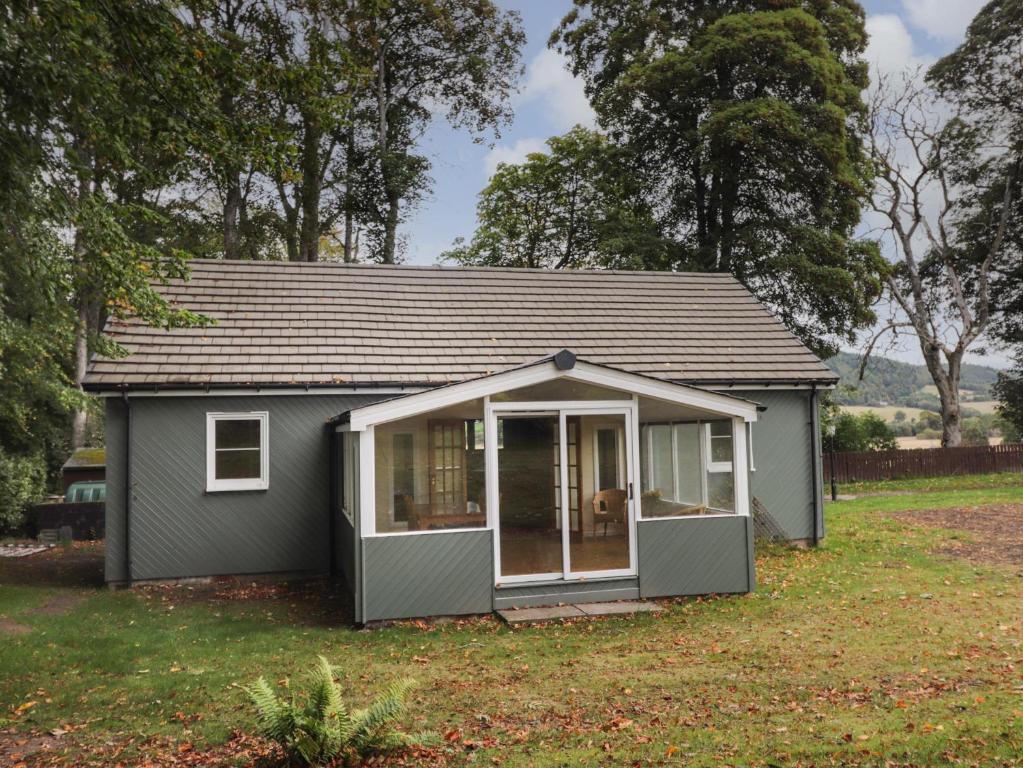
[{"left": 398, "top": 0, "right": 1007, "bottom": 369}]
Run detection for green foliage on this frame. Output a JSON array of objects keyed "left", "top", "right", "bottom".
[
  {"left": 960, "top": 417, "right": 990, "bottom": 446},
  {"left": 444, "top": 126, "right": 670, "bottom": 269},
  {"left": 993, "top": 361, "right": 1023, "bottom": 443},
  {"left": 824, "top": 351, "right": 997, "bottom": 407},
  {"left": 245, "top": 656, "right": 429, "bottom": 766},
  {"left": 0, "top": 448, "right": 47, "bottom": 533},
  {"left": 551, "top": 0, "right": 885, "bottom": 355},
  {"left": 823, "top": 410, "right": 897, "bottom": 452}
]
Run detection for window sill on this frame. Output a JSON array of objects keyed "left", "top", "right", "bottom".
[{"left": 205, "top": 483, "right": 269, "bottom": 494}]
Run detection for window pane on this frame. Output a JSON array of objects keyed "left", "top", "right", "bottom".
[
  {"left": 374, "top": 400, "right": 486, "bottom": 534},
  {"left": 640, "top": 424, "right": 673, "bottom": 515},
  {"left": 707, "top": 471, "right": 734, "bottom": 512},
  {"left": 216, "top": 448, "right": 260, "bottom": 479},
  {"left": 642, "top": 426, "right": 673, "bottom": 492},
  {"left": 673, "top": 423, "right": 702, "bottom": 505},
  {"left": 392, "top": 433, "right": 414, "bottom": 521},
  {"left": 709, "top": 421, "right": 733, "bottom": 463},
  {"left": 216, "top": 419, "right": 261, "bottom": 450},
  {"left": 596, "top": 428, "right": 619, "bottom": 491},
  {"left": 498, "top": 415, "right": 562, "bottom": 576}
]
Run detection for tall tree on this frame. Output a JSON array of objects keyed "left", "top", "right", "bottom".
[
  {"left": 552, "top": 0, "right": 884, "bottom": 355},
  {"left": 1, "top": 0, "right": 208, "bottom": 449},
  {"left": 864, "top": 74, "right": 1018, "bottom": 446},
  {"left": 184, "top": 0, "right": 279, "bottom": 260},
  {"left": 362, "top": 0, "right": 524, "bottom": 263},
  {"left": 260, "top": 0, "right": 374, "bottom": 263},
  {"left": 928, "top": 0, "right": 1023, "bottom": 439},
  {"left": 445, "top": 126, "right": 669, "bottom": 269}
]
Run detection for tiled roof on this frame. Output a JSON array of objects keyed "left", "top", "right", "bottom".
[{"left": 84, "top": 260, "right": 838, "bottom": 389}]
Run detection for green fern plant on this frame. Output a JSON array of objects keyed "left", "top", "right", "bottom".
[{"left": 244, "top": 656, "right": 430, "bottom": 766}]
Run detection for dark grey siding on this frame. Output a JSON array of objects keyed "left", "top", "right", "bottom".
[
  {"left": 362, "top": 531, "right": 493, "bottom": 621},
  {"left": 637, "top": 515, "right": 754, "bottom": 597},
  {"left": 494, "top": 577, "right": 638, "bottom": 609},
  {"left": 108, "top": 393, "right": 383, "bottom": 582},
  {"left": 748, "top": 389, "right": 816, "bottom": 540},
  {"left": 104, "top": 398, "right": 128, "bottom": 582}
]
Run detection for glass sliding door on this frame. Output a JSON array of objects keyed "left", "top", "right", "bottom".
[
  {"left": 496, "top": 414, "right": 563, "bottom": 578},
  {"left": 571, "top": 413, "right": 631, "bottom": 575},
  {"left": 494, "top": 407, "right": 635, "bottom": 582}
]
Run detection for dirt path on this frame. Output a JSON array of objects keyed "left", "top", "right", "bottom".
[
  {"left": 0, "top": 617, "right": 32, "bottom": 635},
  {"left": 892, "top": 503, "right": 1023, "bottom": 566}
]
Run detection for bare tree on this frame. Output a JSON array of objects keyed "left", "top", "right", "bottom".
[{"left": 865, "top": 73, "right": 1018, "bottom": 446}]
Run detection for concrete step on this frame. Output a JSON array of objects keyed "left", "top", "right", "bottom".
[{"left": 497, "top": 600, "right": 662, "bottom": 625}]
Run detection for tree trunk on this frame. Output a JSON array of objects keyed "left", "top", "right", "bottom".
[
  {"left": 921, "top": 343, "right": 964, "bottom": 447},
  {"left": 298, "top": 111, "right": 322, "bottom": 262},
  {"left": 223, "top": 170, "right": 242, "bottom": 259},
  {"left": 940, "top": 400, "right": 963, "bottom": 447},
  {"left": 343, "top": 127, "right": 356, "bottom": 262},
  {"left": 381, "top": 184, "right": 399, "bottom": 264},
  {"left": 71, "top": 302, "right": 90, "bottom": 450},
  {"left": 375, "top": 38, "right": 399, "bottom": 264},
  {"left": 71, "top": 140, "right": 94, "bottom": 450}
]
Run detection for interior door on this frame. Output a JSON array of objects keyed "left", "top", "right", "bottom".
[
  {"left": 428, "top": 420, "right": 467, "bottom": 514},
  {"left": 494, "top": 407, "right": 635, "bottom": 582}
]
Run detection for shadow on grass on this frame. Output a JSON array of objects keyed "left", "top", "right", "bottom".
[
  {"left": 0, "top": 541, "right": 356, "bottom": 627},
  {"left": 0, "top": 541, "right": 105, "bottom": 588}
]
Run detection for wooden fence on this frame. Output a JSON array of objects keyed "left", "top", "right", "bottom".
[{"left": 823, "top": 443, "right": 1023, "bottom": 483}]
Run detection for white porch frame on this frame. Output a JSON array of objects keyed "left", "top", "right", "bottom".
[{"left": 339, "top": 355, "right": 757, "bottom": 584}]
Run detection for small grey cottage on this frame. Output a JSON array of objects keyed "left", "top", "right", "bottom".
[{"left": 85, "top": 260, "right": 835, "bottom": 622}]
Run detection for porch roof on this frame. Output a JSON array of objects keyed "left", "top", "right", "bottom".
[{"left": 334, "top": 351, "right": 762, "bottom": 431}]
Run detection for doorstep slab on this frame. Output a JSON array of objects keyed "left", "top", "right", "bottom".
[
  {"left": 577, "top": 601, "right": 663, "bottom": 616},
  {"left": 497, "top": 605, "right": 586, "bottom": 624},
  {"left": 497, "top": 600, "right": 662, "bottom": 624}
]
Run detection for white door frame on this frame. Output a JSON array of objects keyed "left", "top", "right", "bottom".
[{"left": 485, "top": 398, "right": 638, "bottom": 586}]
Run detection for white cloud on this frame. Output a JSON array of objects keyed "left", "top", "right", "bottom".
[
  {"left": 900, "top": 0, "right": 986, "bottom": 41},
  {"left": 519, "top": 48, "right": 596, "bottom": 132},
  {"left": 864, "top": 14, "right": 934, "bottom": 81},
  {"left": 483, "top": 137, "right": 548, "bottom": 178}
]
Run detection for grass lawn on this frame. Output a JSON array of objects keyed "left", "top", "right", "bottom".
[
  {"left": 2, "top": 483, "right": 1023, "bottom": 766},
  {"left": 837, "top": 470, "right": 1023, "bottom": 496}
]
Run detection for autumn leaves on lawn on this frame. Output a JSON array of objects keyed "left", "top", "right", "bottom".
[{"left": 245, "top": 656, "right": 433, "bottom": 767}]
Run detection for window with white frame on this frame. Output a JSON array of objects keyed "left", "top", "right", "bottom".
[
  {"left": 639, "top": 419, "right": 735, "bottom": 517},
  {"left": 338, "top": 431, "right": 356, "bottom": 524},
  {"left": 704, "top": 420, "right": 735, "bottom": 512},
  {"left": 206, "top": 412, "right": 269, "bottom": 492}
]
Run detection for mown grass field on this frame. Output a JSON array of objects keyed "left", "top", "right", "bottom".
[
  {"left": 2, "top": 478, "right": 1022, "bottom": 767},
  {"left": 842, "top": 402, "right": 1000, "bottom": 420}
]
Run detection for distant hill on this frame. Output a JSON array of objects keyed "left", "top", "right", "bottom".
[{"left": 824, "top": 351, "right": 999, "bottom": 410}]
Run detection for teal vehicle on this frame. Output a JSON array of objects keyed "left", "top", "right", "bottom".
[{"left": 65, "top": 481, "right": 105, "bottom": 503}]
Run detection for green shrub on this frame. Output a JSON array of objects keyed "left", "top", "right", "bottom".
[
  {"left": 824, "top": 411, "right": 898, "bottom": 452},
  {"left": 961, "top": 418, "right": 989, "bottom": 446},
  {"left": 245, "top": 656, "right": 430, "bottom": 767},
  {"left": 0, "top": 448, "right": 46, "bottom": 533},
  {"left": 916, "top": 428, "right": 941, "bottom": 440}
]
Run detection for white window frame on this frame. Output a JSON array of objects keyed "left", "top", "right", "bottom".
[
  {"left": 206, "top": 411, "right": 269, "bottom": 492},
  {"left": 705, "top": 421, "right": 734, "bottom": 474},
  {"left": 340, "top": 431, "right": 355, "bottom": 524},
  {"left": 638, "top": 417, "right": 747, "bottom": 519}
]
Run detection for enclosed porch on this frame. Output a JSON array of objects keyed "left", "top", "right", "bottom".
[{"left": 330, "top": 352, "right": 759, "bottom": 622}]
